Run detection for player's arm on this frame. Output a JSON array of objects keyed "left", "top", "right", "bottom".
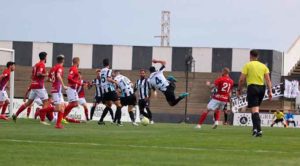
[
  {"left": 0, "top": 74, "right": 5, "bottom": 82},
  {"left": 68, "top": 72, "right": 81, "bottom": 86},
  {"left": 57, "top": 73, "right": 67, "bottom": 90},
  {"left": 36, "top": 66, "right": 48, "bottom": 77},
  {"left": 152, "top": 59, "right": 166, "bottom": 66},
  {"left": 237, "top": 74, "right": 246, "bottom": 96},
  {"left": 264, "top": 73, "right": 272, "bottom": 100}
]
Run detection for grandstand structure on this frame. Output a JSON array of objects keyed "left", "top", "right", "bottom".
[{"left": 0, "top": 38, "right": 299, "bottom": 123}]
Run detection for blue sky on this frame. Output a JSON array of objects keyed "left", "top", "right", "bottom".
[{"left": 0, "top": 0, "right": 299, "bottom": 51}]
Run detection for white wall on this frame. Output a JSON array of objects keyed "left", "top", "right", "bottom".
[
  {"left": 284, "top": 36, "right": 300, "bottom": 75},
  {"left": 152, "top": 47, "right": 172, "bottom": 71},
  {"left": 232, "top": 48, "right": 250, "bottom": 72},
  {"left": 32, "top": 42, "right": 53, "bottom": 67},
  {"left": 112, "top": 45, "right": 133, "bottom": 70},
  {"left": 73, "top": 44, "right": 93, "bottom": 69},
  {"left": 0, "top": 41, "right": 13, "bottom": 66},
  {"left": 192, "top": 47, "right": 212, "bottom": 72}
]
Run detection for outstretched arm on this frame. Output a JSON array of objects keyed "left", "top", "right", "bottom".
[{"left": 152, "top": 59, "right": 166, "bottom": 66}]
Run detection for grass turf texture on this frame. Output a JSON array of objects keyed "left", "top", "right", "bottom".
[{"left": 0, "top": 119, "right": 300, "bottom": 166}]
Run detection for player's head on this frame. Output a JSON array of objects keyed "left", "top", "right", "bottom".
[
  {"left": 6, "top": 61, "right": 15, "bottom": 71},
  {"left": 140, "top": 69, "right": 146, "bottom": 78},
  {"left": 56, "top": 54, "right": 65, "bottom": 65},
  {"left": 250, "top": 50, "right": 259, "bottom": 60},
  {"left": 276, "top": 110, "right": 280, "bottom": 113},
  {"left": 149, "top": 66, "right": 156, "bottom": 73},
  {"left": 39, "top": 52, "right": 47, "bottom": 62},
  {"left": 72, "top": 57, "right": 80, "bottom": 67},
  {"left": 222, "top": 67, "right": 230, "bottom": 76},
  {"left": 103, "top": 58, "right": 110, "bottom": 67},
  {"left": 113, "top": 70, "right": 120, "bottom": 77},
  {"left": 96, "top": 69, "right": 101, "bottom": 78}
]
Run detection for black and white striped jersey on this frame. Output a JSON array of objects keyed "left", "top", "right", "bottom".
[
  {"left": 135, "top": 78, "right": 151, "bottom": 100},
  {"left": 148, "top": 65, "right": 169, "bottom": 92},
  {"left": 114, "top": 74, "right": 134, "bottom": 97},
  {"left": 100, "top": 67, "right": 116, "bottom": 93},
  {"left": 92, "top": 78, "right": 102, "bottom": 97}
]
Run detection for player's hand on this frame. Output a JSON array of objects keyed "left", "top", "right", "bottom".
[
  {"left": 23, "top": 98, "right": 26, "bottom": 102},
  {"left": 268, "top": 90, "right": 273, "bottom": 101},
  {"left": 63, "top": 86, "right": 68, "bottom": 90},
  {"left": 206, "top": 81, "right": 211, "bottom": 86},
  {"left": 153, "top": 90, "right": 157, "bottom": 97},
  {"left": 152, "top": 59, "right": 158, "bottom": 63}
]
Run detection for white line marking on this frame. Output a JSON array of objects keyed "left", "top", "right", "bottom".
[{"left": 0, "top": 139, "right": 297, "bottom": 154}]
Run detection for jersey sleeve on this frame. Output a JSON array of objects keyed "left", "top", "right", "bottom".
[
  {"left": 159, "top": 65, "right": 166, "bottom": 72},
  {"left": 241, "top": 64, "right": 248, "bottom": 75},
  {"left": 264, "top": 65, "right": 270, "bottom": 74},
  {"left": 107, "top": 70, "right": 112, "bottom": 78}
]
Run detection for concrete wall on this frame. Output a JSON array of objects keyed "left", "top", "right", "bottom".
[{"left": 284, "top": 36, "right": 300, "bottom": 75}]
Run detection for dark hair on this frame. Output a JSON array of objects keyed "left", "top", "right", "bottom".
[
  {"left": 140, "top": 69, "right": 146, "bottom": 72},
  {"left": 39, "top": 52, "right": 47, "bottom": 60},
  {"left": 56, "top": 55, "right": 64, "bottom": 63},
  {"left": 103, "top": 58, "right": 109, "bottom": 67},
  {"left": 6, "top": 61, "right": 15, "bottom": 68},
  {"left": 149, "top": 66, "right": 156, "bottom": 73},
  {"left": 250, "top": 50, "right": 259, "bottom": 58}
]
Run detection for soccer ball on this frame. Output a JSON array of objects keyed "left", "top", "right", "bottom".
[{"left": 141, "top": 117, "right": 150, "bottom": 126}]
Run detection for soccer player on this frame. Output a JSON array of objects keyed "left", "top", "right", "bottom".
[
  {"left": 63, "top": 57, "right": 81, "bottom": 121},
  {"left": 134, "top": 69, "right": 154, "bottom": 124},
  {"left": 98, "top": 59, "right": 123, "bottom": 126},
  {"left": 77, "top": 71, "right": 89, "bottom": 121},
  {"left": 195, "top": 68, "right": 233, "bottom": 129},
  {"left": 0, "top": 61, "right": 15, "bottom": 120},
  {"left": 238, "top": 50, "right": 272, "bottom": 137},
  {"left": 149, "top": 59, "right": 189, "bottom": 107},
  {"left": 285, "top": 110, "right": 296, "bottom": 127},
  {"left": 13, "top": 52, "right": 51, "bottom": 125},
  {"left": 270, "top": 110, "right": 287, "bottom": 128},
  {"left": 114, "top": 70, "right": 138, "bottom": 126}
]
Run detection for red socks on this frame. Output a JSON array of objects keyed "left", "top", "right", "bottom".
[
  {"left": 63, "top": 103, "right": 78, "bottom": 118},
  {"left": 65, "top": 117, "right": 80, "bottom": 123},
  {"left": 214, "top": 110, "right": 220, "bottom": 122},
  {"left": 1, "top": 103, "right": 8, "bottom": 115},
  {"left": 198, "top": 111, "right": 208, "bottom": 125},
  {"left": 26, "top": 107, "right": 32, "bottom": 117},
  {"left": 16, "top": 104, "right": 27, "bottom": 117},
  {"left": 56, "top": 112, "right": 63, "bottom": 127},
  {"left": 84, "top": 107, "right": 89, "bottom": 120}
]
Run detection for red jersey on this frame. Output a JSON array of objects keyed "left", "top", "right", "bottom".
[
  {"left": 212, "top": 75, "right": 234, "bottom": 102},
  {"left": 68, "top": 66, "right": 80, "bottom": 89},
  {"left": 77, "top": 80, "right": 85, "bottom": 98},
  {"left": 30, "top": 61, "right": 46, "bottom": 89},
  {"left": 0, "top": 69, "right": 10, "bottom": 91},
  {"left": 49, "top": 64, "right": 64, "bottom": 93}
]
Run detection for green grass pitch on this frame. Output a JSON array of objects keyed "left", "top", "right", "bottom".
[{"left": 0, "top": 119, "right": 299, "bottom": 166}]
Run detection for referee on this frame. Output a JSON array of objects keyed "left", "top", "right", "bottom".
[{"left": 237, "top": 50, "right": 272, "bottom": 137}]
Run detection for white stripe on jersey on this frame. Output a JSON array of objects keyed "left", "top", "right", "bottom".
[
  {"left": 114, "top": 74, "right": 133, "bottom": 97},
  {"left": 149, "top": 66, "right": 169, "bottom": 92},
  {"left": 92, "top": 78, "right": 102, "bottom": 97},
  {"left": 100, "top": 67, "right": 115, "bottom": 93},
  {"left": 135, "top": 78, "right": 151, "bottom": 99}
]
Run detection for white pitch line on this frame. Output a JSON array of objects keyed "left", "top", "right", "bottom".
[{"left": 0, "top": 139, "right": 298, "bottom": 154}]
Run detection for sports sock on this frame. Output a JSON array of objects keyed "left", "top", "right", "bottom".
[
  {"left": 116, "top": 107, "right": 122, "bottom": 124},
  {"left": 84, "top": 107, "right": 89, "bottom": 120},
  {"left": 63, "top": 103, "right": 78, "bottom": 118},
  {"left": 253, "top": 112, "right": 261, "bottom": 132},
  {"left": 146, "top": 107, "right": 152, "bottom": 120},
  {"left": 56, "top": 112, "right": 63, "bottom": 126},
  {"left": 46, "top": 111, "right": 54, "bottom": 121},
  {"left": 26, "top": 107, "right": 32, "bottom": 117},
  {"left": 224, "top": 112, "right": 228, "bottom": 123},
  {"left": 198, "top": 111, "right": 208, "bottom": 125},
  {"left": 90, "top": 106, "right": 96, "bottom": 120},
  {"left": 129, "top": 111, "right": 135, "bottom": 122},
  {"left": 251, "top": 113, "right": 256, "bottom": 131},
  {"left": 39, "top": 106, "right": 55, "bottom": 121},
  {"left": 15, "top": 104, "right": 27, "bottom": 117},
  {"left": 214, "top": 110, "right": 220, "bottom": 122},
  {"left": 1, "top": 103, "right": 8, "bottom": 115},
  {"left": 108, "top": 108, "right": 114, "bottom": 120},
  {"left": 99, "top": 107, "right": 109, "bottom": 122},
  {"left": 66, "top": 117, "right": 81, "bottom": 123}
]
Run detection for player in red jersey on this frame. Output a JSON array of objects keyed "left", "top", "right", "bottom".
[
  {"left": 195, "top": 68, "right": 233, "bottom": 129},
  {"left": 0, "top": 61, "right": 15, "bottom": 120},
  {"left": 63, "top": 57, "right": 81, "bottom": 121},
  {"left": 13, "top": 52, "right": 50, "bottom": 125},
  {"left": 77, "top": 71, "right": 89, "bottom": 121},
  {"left": 38, "top": 55, "right": 67, "bottom": 129}
]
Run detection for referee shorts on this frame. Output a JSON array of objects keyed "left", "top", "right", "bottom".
[{"left": 247, "top": 84, "right": 266, "bottom": 108}]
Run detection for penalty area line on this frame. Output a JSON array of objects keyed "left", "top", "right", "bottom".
[{"left": 0, "top": 139, "right": 297, "bottom": 154}]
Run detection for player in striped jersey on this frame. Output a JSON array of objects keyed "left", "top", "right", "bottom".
[
  {"left": 134, "top": 69, "right": 153, "bottom": 124},
  {"left": 89, "top": 69, "right": 114, "bottom": 121},
  {"left": 149, "top": 59, "right": 189, "bottom": 107},
  {"left": 114, "top": 71, "right": 138, "bottom": 126},
  {"left": 98, "top": 59, "right": 123, "bottom": 126}
]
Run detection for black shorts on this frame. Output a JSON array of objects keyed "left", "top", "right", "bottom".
[
  {"left": 247, "top": 84, "right": 266, "bottom": 108},
  {"left": 120, "top": 94, "right": 137, "bottom": 106},
  {"left": 138, "top": 99, "right": 150, "bottom": 108},
  {"left": 274, "top": 118, "right": 284, "bottom": 123},
  {"left": 94, "top": 96, "right": 103, "bottom": 104},
  {"left": 163, "top": 85, "right": 176, "bottom": 103},
  {"left": 103, "top": 91, "right": 119, "bottom": 102}
]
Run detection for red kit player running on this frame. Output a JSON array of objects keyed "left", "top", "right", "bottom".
[
  {"left": 196, "top": 68, "right": 233, "bottom": 129},
  {"left": 13, "top": 52, "right": 50, "bottom": 125},
  {"left": 0, "top": 61, "right": 15, "bottom": 120}
]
